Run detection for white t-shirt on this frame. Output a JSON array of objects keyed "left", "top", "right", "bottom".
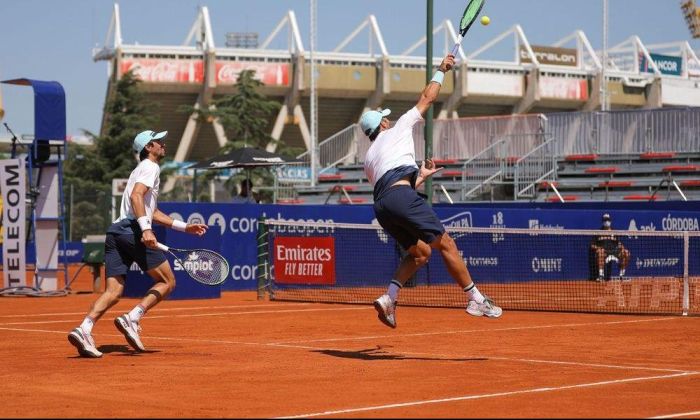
[
  {"left": 114, "top": 159, "right": 160, "bottom": 223},
  {"left": 363, "top": 107, "right": 423, "bottom": 186}
]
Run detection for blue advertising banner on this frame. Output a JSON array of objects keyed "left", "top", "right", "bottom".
[
  {"left": 123, "top": 224, "right": 222, "bottom": 300},
  {"left": 155, "top": 203, "right": 700, "bottom": 291},
  {"left": 639, "top": 52, "right": 683, "bottom": 76}
]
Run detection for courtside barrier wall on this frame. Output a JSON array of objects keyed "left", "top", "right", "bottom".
[{"left": 5, "top": 202, "right": 699, "bottom": 293}]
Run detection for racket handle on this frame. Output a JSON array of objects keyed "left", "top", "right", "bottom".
[
  {"left": 450, "top": 35, "right": 463, "bottom": 56},
  {"left": 156, "top": 243, "right": 169, "bottom": 252}
]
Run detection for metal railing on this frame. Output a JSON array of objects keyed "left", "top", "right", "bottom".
[
  {"left": 460, "top": 138, "right": 506, "bottom": 200},
  {"left": 296, "top": 124, "right": 361, "bottom": 174},
  {"left": 513, "top": 135, "right": 556, "bottom": 199},
  {"left": 549, "top": 107, "right": 700, "bottom": 156}
]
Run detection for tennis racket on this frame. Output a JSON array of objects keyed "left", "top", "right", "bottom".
[
  {"left": 156, "top": 243, "right": 229, "bottom": 286},
  {"left": 450, "top": 0, "right": 486, "bottom": 56}
]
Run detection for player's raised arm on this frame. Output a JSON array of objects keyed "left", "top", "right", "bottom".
[{"left": 415, "top": 54, "right": 455, "bottom": 116}]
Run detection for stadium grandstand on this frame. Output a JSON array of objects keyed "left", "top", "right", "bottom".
[{"left": 92, "top": 4, "right": 700, "bottom": 204}]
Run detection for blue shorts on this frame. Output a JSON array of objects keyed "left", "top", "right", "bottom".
[
  {"left": 104, "top": 222, "right": 167, "bottom": 277},
  {"left": 373, "top": 185, "right": 445, "bottom": 250}
]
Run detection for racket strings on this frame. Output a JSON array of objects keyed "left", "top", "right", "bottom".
[{"left": 179, "top": 250, "right": 229, "bottom": 285}]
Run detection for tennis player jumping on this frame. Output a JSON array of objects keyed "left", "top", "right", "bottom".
[
  {"left": 362, "top": 53, "right": 502, "bottom": 328},
  {"left": 68, "top": 130, "right": 208, "bottom": 357}
]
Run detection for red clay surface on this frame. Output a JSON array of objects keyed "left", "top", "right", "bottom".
[{"left": 1, "top": 271, "right": 699, "bottom": 418}]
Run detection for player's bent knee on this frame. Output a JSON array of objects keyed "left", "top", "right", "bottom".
[{"left": 414, "top": 255, "right": 430, "bottom": 266}]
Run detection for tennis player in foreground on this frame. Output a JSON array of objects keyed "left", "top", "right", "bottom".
[
  {"left": 362, "top": 53, "right": 502, "bottom": 328},
  {"left": 68, "top": 130, "right": 208, "bottom": 357}
]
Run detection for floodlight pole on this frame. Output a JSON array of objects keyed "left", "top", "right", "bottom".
[
  {"left": 310, "top": 0, "right": 318, "bottom": 187},
  {"left": 424, "top": 0, "right": 434, "bottom": 205},
  {"left": 601, "top": 0, "right": 609, "bottom": 111}
]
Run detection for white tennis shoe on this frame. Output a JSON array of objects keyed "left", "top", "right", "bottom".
[
  {"left": 114, "top": 314, "right": 145, "bottom": 352},
  {"left": 68, "top": 327, "right": 103, "bottom": 358},
  {"left": 373, "top": 294, "right": 397, "bottom": 328},
  {"left": 466, "top": 297, "right": 503, "bottom": 318}
]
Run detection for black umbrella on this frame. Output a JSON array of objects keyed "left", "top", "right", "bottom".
[
  {"left": 187, "top": 147, "right": 304, "bottom": 170},
  {"left": 186, "top": 147, "right": 305, "bottom": 201}
]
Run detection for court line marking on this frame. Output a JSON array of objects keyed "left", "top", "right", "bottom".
[
  {"left": 274, "top": 372, "right": 700, "bottom": 419},
  {"left": 265, "top": 342, "right": 696, "bottom": 374},
  {"left": 1, "top": 310, "right": 696, "bottom": 417},
  {"left": 0, "top": 302, "right": 313, "bottom": 318},
  {"left": 2, "top": 323, "right": 696, "bottom": 375},
  {"left": 267, "top": 317, "right": 681, "bottom": 345},
  {"left": 648, "top": 410, "right": 700, "bottom": 419},
  {"left": 0, "top": 307, "right": 369, "bottom": 326}
]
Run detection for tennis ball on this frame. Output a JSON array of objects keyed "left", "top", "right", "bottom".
[{"left": 481, "top": 16, "right": 490, "bottom": 26}]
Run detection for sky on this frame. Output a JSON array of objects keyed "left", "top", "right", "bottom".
[{"left": 1, "top": 0, "right": 698, "bottom": 139}]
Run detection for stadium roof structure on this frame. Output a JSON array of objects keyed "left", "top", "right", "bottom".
[{"left": 93, "top": 3, "right": 700, "bottom": 175}]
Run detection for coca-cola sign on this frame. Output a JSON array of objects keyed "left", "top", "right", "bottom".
[
  {"left": 121, "top": 59, "right": 204, "bottom": 83},
  {"left": 273, "top": 236, "right": 335, "bottom": 285},
  {"left": 215, "top": 61, "right": 289, "bottom": 86}
]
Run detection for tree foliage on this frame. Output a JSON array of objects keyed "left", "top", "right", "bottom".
[
  {"left": 178, "top": 69, "right": 293, "bottom": 202},
  {"left": 63, "top": 70, "right": 159, "bottom": 239}
]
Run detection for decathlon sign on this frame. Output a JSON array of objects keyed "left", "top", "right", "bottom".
[
  {"left": 520, "top": 45, "right": 578, "bottom": 67},
  {"left": 640, "top": 53, "right": 683, "bottom": 76},
  {"left": 0, "top": 159, "right": 26, "bottom": 288}
]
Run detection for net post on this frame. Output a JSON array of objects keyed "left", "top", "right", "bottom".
[
  {"left": 256, "top": 216, "right": 269, "bottom": 301},
  {"left": 683, "top": 231, "right": 689, "bottom": 316}
]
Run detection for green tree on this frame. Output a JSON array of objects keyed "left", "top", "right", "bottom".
[
  {"left": 96, "top": 71, "right": 160, "bottom": 182},
  {"left": 63, "top": 70, "right": 159, "bottom": 239},
  {"left": 178, "top": 69, "right": 290, "bottom": 202}
]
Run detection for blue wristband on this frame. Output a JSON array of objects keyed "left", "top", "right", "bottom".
[{"left": 431, "top": 70, "right": 445, "bottom": 85}]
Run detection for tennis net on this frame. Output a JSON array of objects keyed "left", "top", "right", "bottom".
[{"left": 258, "top": 219, "right": 700, "bottom": 316}]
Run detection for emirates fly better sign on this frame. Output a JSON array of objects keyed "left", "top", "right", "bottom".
[{"left": 273, "top": 237, "right": 335, "bottom": 284}]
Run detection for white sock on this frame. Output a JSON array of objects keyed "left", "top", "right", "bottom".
[
  {"left": 598, "top": 269, "right": 604, "bottom": 277},
  {"left": 619, "top": 269, "right": 625, "bottom": 276},
  {"left": 387, "top": 280, "right": 402, "bottom": 302},
  {"left": 80, "top": 317, "right": 94, "bottom": 334},
  {"left": 464, "top": 283, "right": 485, "bottom": 304},
  {"left": 128, "top": 305, "right": 146, "bottom": 323}
]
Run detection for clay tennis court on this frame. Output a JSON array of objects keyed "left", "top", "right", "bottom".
[{"left": 1, "top": 271, "right": 699, "bottom": 418}]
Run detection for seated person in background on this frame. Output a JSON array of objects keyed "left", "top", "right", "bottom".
[
  {"left": 590, "top": 213, "right": 630, "bottom": 281},
  {"left": 232, "top": 179, "right": 259, "bottom": 204}
]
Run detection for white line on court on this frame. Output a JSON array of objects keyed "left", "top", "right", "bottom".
[
  {"left": 0, "top": 302, "right": 312, "bottom": 318},
  {"left": 649, "top": 410, "right": 700, "bottom": 419},
  {"left": 0, "top": 306, "right": 368, "bottom": 326},
  {"left": 263, "top": 343, "right": 697, "bottom": 374},
  {"left": 267, "top": 317, "right": 680, "bottom": 345},
  {"left": 275, "top": 372, "right": 700, "bottom": 419},
  {"left": 3, "top": 323, "right": 693, "bottom": 376}
]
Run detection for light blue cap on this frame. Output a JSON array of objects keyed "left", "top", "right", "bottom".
[
  {"left": 133, "top": 130, "right": 168, "bottom": 153},
  {"left": 360, "top": 109, "right": 391, "bottom": 136}
]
